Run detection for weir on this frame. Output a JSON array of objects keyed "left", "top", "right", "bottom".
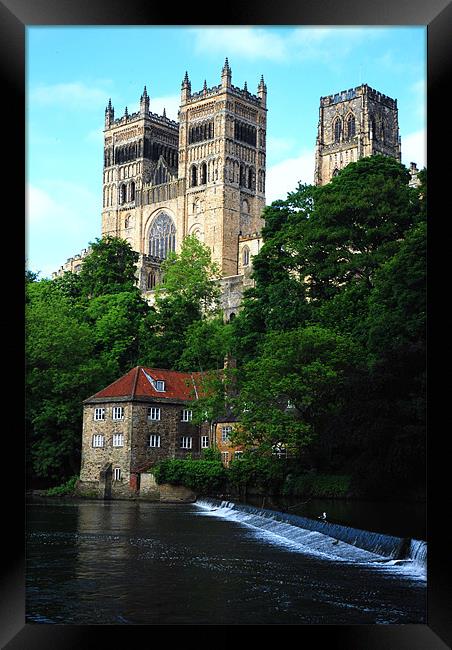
[{"left": 196, "top": 498, "right": 427, "bottom": 573}]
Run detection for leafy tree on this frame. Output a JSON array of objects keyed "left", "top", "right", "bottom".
[
  {"left": 26, "top": 278, "right": 109, "bottom": 482},
  {"left": 78, "top": 236, "right": 139, "bottom": 298},
  {"left": 138, "top": 236, "right": 222, "bottom": 369},
  {"left": 178, "top": 316, "right": 233, "bottom": 372},
  {"left": 231, "top": 325, "right": 362, "bottom": 459}
]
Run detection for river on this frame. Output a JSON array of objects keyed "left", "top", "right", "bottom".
[{"left": 26, "top": 499, "right": 426, "bottom": 625}]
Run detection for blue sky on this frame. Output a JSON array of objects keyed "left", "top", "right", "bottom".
[{"left": 26, "top": 26, "right": 426, "bottom": 278}]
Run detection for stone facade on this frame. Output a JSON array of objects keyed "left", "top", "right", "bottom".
[
  {"left": 214, "top": 418, "right": 242, "bottom": 466},
  {"left": 78, "top": 366, "right": 210, "bottom": 500},
  {"left": 53, "top": 60, "right": 266, "bottom": 316},
  {"left": 314, "top": 84, "right": 401, "bottom": 186}
]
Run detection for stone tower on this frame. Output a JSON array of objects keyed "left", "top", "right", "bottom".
[
  {"left": 99, "top": 60, "right": 267, "bottom": 296},
  {"left": 314, "top": 84, "right": 401, "bottom": 186}
]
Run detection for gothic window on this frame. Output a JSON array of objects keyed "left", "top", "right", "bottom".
[
  {"left": 147, "top": 270, "right": 157, "bottom": 290},
  {"left": 346, "top": 114, "right": 356, "bottom": 139},
  {"left": 200, "top": 162, "right": 207, "bottom": 185},
  {"left": 239, "top": 164, "right": 245, "bottom": 187},
  {"left": 242, "top": 199, "right": 249, "bottom": 214},
  {"left": 242, "top": 246, "right": 250, "bottom": 266},
  {"left": 120, "top": 184, "right": 126, "bottom": 204},
  {"left": 248, "top": 168, "right": 253, "bottom": 189},
  {"left": 125, "top": 215, "right": 130, "bottom": 229},
  {"left": 333, "top": 118, "right": 342, "bottom": 143},
  {"left": 130, "top": 181, "right": 135, "bottom": 202},
  {"left": 370, "top": 117, "right": 377, "bottom": 140},
  {"left": 332, "top": 168, "right": 340, "bottom": 177},
  {"left": 190, "top": 165, "right": 198, "bottom": 187},
  {"left": 148, "top": 212, "right": 176, "bottom": 259}
]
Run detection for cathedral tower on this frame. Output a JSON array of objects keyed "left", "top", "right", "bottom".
[
  {"left": 100, "top": 60, "right": 267, "bottom": 287},
  {"left": 178, "top": 59, "right": 267, "bottom": 276},
  {"left": 314, "top": 84, "right": 401, "bottom": 186}
]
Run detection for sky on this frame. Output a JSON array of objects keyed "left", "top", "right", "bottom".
[{"left": 26, "top": 26, "right": 426, "bottom": 279}]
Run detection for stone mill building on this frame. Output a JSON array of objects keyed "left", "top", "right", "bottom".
[{"left": 78, "top": 366, "right": 209, "bottom": 499}]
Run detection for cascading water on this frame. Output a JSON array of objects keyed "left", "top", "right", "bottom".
[{"left": 195, "top": 498, "right": 426, "bottom": 578}]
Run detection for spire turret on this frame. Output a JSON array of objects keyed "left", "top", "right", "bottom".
[
  {"left": 257, "top": 75, "right": 267, "bottom": 106},
  {"left": 221, "top": 57, "right": 232, "bottom": 89},
  {"left": 140, "top": 85, "right": 150, "bottom": 115},
  {"left": 105, "top": 98, "right": 114, "bottom": 127},
  {"left": 181, "top": 70, "right": 191, "bottom": 104}
]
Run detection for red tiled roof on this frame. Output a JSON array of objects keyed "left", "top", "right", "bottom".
[{"left": 84, "top": 366, "right": 206, "bottom": 403}]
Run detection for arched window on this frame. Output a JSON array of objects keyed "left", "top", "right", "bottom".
[
  {"left": 239, "top": 164, "right": 245, "bottom": 187},
  {"left": 242, "top": 246, "right": 250, "bottom": 266},
  {"left": 190, "top": 165, "right": 197, "bottom": 187},
  {"left": 370, "top": 117, "right": 377, "bottom": 139},
  {"left": 333, "top": 118, "right": 342, "bottom": 143},
  {"left": 130, "top": 181, "right": 135, "bottom": 202},
  {"left": 248, "top": 168, "right": 253, "bottom": 189},
  {"left": 332, "top": 168, "right": 340, "bottom": 177},
  {"left": 120, "top": 184, "right": 126, "bottom": 204},
  {"left": 200, "top": 162, "right": 207, "bottom": 185},
  {"left": 147, "top": 270, "right": 157, "bottom": 290},
  {"left": 346, "top": 114, "right": 356, "bottom": 139},
  {"left": 148, "top": 212, "right": 176, "bottom": 260},
  {"left": 124, "top": 215, "right": 130, "bottom": 229}
]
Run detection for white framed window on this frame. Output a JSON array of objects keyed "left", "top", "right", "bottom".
[
  {"left": 92, "top": 435, "right": 104, "bottom": 448},
  {"left": 234, "top": 451, "right": 243, "bottom": 459},
  {"left": 180, "top": 436, "right": 193, "bottom": 449},
  {"left": 221, "top": 426, "right": 232, "bottom": 443},
  {"left": 112, "top": 406, "right": 124, "bottom": 420},
  {"left": 148, "top": 407, "right": 161, "bottom": 421},
  {"left": 112, "top": 433, "right": 124, "bottom": 447},
  {"left": 221, "top": 451, "right": 230, "bottom": 465},
  {"left": 155, "top": 380, "right": 165, "bottom": 392},
  {"left": 148, "top": 434, "right": 161, "bottom": 448},
  {"left": 181, "top": 409, "right": 193, "bottom": 422},
  {"left": 94, "top": 408, "right": 105, "bottom": 421},
  {"left": 113, "top": 467, "right": 121, "bottom": 481},
  {"left": 201, "top": 435, "right": 209, "bottom": 449}
]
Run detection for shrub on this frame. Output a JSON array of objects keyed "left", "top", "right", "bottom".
[
  {"left": 282, "top": 473, "right": 351, "bottom": 497},
  {"left": 153, "top": 458, "right": 226, "bottom": 494},
  {"left": 45, "top": 475, "right": 79, "bottom": 497}
]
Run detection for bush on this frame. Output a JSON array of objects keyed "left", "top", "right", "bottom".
[
  {"left": 228, "top": 454, "right": 287, "bottom": 492},
  {"left": 45, "top": 475, "right": 79, "bottom": 497},
  {"left": 282, "top": 473, "right": 351, "bottom": 497},
  {"left": 153, "top": 458, "right": 226, "bottom": 494}
]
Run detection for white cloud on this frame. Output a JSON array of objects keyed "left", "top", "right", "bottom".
[
  {"left": 266, "top": 149, "right": 315, "bottom": 204},
  {"left": 192, "top": 27, "right": 287, "bottom": 61},
  {"left": 191, "top": 26, "right": 385, "bottom": 65},
  {"left": 148, "top": 95, "right": 180, "bottom": 121},
  {"left": 401, "top": 129, "right": 426, "bottom": 169},
  {"left": 31, "top": 81, "right": 109, "bottom": 110},
  {"left": 26, "top": 181, "right": 100, "bottom": 278}
]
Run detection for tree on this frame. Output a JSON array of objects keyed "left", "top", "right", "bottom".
[
  {"left": 231, "top": 325, "right": 363, "bottom": 459},
  {"left": 138, "top": 236, "right": 222, "bottom": 370},
  {"left": 26, "top": 278, "right": 108, "bottom": 482},
  {"left": 78, "top": 236, "right": 139, "bottom": 298}
]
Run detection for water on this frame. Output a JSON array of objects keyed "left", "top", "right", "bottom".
[
  {"left": 26, "top": 499, "right": 426, "bottom": 625},
  {"left": 241, "top": 495, "right": 426, "bottom": 540}
]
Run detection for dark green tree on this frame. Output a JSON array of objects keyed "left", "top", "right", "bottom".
[{"left": 78, "top": 236, "right": 139, "bottom": 298}]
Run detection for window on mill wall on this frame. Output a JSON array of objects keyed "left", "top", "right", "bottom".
[{"left": 148, "top": 212, "right": 176, "bottom": 259}]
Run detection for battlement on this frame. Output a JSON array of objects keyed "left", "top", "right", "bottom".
[
  {"left": 186, "top": 82, "right": 262, "bottom": 107},
  {"left": 106, "top": 109, "right": 179, "bottom": 131},
  {"left": 51, "top": 246, "right": 92, "bottom": 278},
  {"left": 320, "top": 84, "right": 397, "bottom": 109}
]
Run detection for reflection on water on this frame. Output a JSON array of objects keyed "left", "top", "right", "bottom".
[{"left": 26, "top": 500, "right": 426, "bottom": 625}]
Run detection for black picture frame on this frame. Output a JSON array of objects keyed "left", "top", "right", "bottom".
[{"left": 5, "top": 0, "right": 450, "bottom": 647}]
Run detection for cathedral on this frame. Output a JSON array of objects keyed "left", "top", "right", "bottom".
[{"left": 53, "top": 65, "right": 408, "bottom": 318}]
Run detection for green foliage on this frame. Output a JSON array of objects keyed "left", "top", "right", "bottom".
[
  {"left": 282, "top": 473, "right": 351, "bottom": 498},
  {"left": 153, "top": 458, "right": 226, "bottom": 494},
  {"left": 78, "top": 236, "right": 139, "bottom": 297},
  {"left": 45, "top": 476, "right": 79, "bottom": 497},
  {"left": 178, "top": 316, "right": 233, "bottom": 372},
  {"left": 227, "top": 453, "right": 287, "bottom": 492}
]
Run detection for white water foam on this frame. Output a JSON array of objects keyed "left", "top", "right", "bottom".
[{"left": 195, "top": 499, "right": 426, "bottom": 581}]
